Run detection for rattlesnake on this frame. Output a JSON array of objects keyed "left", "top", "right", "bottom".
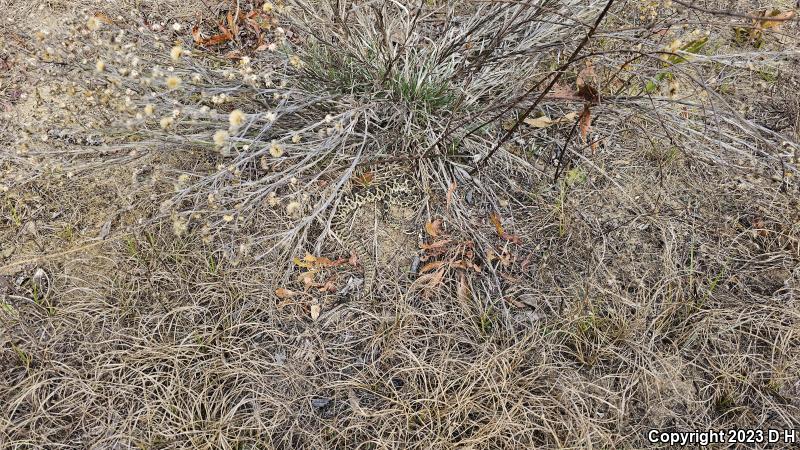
[{"left": 330, "top": 163, "right": 420, "bottom": 296}]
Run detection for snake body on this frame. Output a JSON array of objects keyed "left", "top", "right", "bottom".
[{"left": 330, "top": 164, "right": 419, "bottom": 296}]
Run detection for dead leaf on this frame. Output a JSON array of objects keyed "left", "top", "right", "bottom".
[
  {"left": 457, "top": 273, "right": 471, "bottom": 303},
  {"left": 547, "top": 83, "right": 583, "bottom": 101},
  {"left": 576, "top": 60, "right": 600, "bottom": 103},
  {"left": 92, "top": 12, "right": 115, "bottom": 26},
  {"left": 319, "top": 277, "right": 338, "bottom": 293},
  {"left": 420, "top": 240, "right": 451, "bottom": 251},
  {"left": 758, "top": 9, "right": 796, "bottom": 30},
  {"left": 420, "top": 260, "right": 445, "bottom": 274},
  {"left": 226, "top": 11, "right": 238, "bottom": 39},
  {"left": 489, "top": 213, "right": 505, "bottom": 236},
  {"left": 576, "top": 60, "right": 596, "bottom": 91},
  {"left": 417, "top": 267, "right": 446, "bottom": 291},
  {"left": 293, "top": 253, "right": 316, "bottom": 268},
  {"left": 524, "top": 116, "right": 555, "bottom": 128},
  {"left": 579, "top": 104, "right": 592, "bottom": 144},
  {"left": 298, "top": 270, "right": 316, "bottom": 287},
  {"left": 310, "top": 303, "right": 321, "bottom": 321},
  {"left": 425, "top": 219, "right": 443, "bottom": 237},
  {"left": 524, "top": 112, "right": 580, "bottom": 128},
  {"left": 192, "top": 25, "right": 203, "bottom": 44},
  {"left": 275, "top": 287, "right": 295, "bottom": 299},
  {"left": 201, "top": 32, "right": 233, "bottom": 46},
  {"left": 446, "top": 182, "right": 457, "bottom": 211}
]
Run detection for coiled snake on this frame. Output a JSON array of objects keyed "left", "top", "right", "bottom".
[{"left": 330, "top": 163, "right": 420, "bottom": 296}]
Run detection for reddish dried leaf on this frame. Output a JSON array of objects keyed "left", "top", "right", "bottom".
[
  {"left": 191, "top": 25, "right": 203, "bottom": 43},
  {"left": 579, "top": 104, "right": 592, "bottom": 144},
  {"left": 420, "top": 260, "right": 445, "bottom": 274},
  {"left": 420, "top": 239, "right": 451, "bottom": 250},
  {"left": 576, "top": 60, "right": 600, "bottom": 103},
  {"left": 202, "top": 33, "right": 233, "bottom": 46}
]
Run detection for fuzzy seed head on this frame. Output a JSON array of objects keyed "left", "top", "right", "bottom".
[
  {"left": 213, "top": 130, "right": 229, "bottom": 147},
  {"left": 229, "top": 109, "right": 246, "bottom": 129},
  {"left": 87, "top": 16, "right": 101, "bottom": 31},
  {"left": 269, "top": 141, "right": 284, "bottom": 158},
  {"left": 165, "top": 75, "right": 181, "bottom": 90},
  {"left": 170, "top": 45, "right": 183, "bottom": 61}
]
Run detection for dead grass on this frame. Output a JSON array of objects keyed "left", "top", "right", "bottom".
[{"left": 2, "top": 0, "right": 800, "bottom": 448}]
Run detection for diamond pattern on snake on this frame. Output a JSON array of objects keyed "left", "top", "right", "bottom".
[{"left": 330, "top": 163, "right": 421, "bottom": 296}]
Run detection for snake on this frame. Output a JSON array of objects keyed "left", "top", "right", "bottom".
[{"left": 330, "top": 163, "right": 420, "bottom": 296}]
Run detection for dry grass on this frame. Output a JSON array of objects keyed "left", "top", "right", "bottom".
[{"left": 2, "top": 0, "right": 800, "bottom": 448}]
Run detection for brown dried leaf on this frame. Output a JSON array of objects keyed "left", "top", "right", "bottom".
[
  {"left": 319, "top": 277, "right": 338, "bottom": 293},
  {"left": 298, "top": 270, "right": 316, "bottom": 287},
  {"left": 489, "top": 212, "right": 505, "bottom": 236},
  {"left": 425, "top": 218, "right": 443, "bottom": 238},
  {"left": 420, "top": 239, "right": 451, "bottom": 251},
  {"left": 576, "top": 60, "right": 596, "bottom": 91},
  {"left": 275, "top": 287, "right": 295, "bottom": 299},
  {"left": 202, "top": 33, "right": 233, "bottom": 46},
  {"left": 506, "top": 297, "right": 526, "bottom": 308},
  {"left": 576, "top": 60, "right": 600, "bottom": 103},
  {"left": 446, "top": 182, "right": 457, "bottom": 210},
  {"left": 418, "top": 268, "right": 446, "bottom": 290},
  {"left": 524, "top": 116, "right": 555, "bottom": 128},
  {"left": 420, "top": 260, "right": 445, "bottom": 274},
  {"left": 191, "top": 25, "right": 203, "bottom": 44},
  {"left": 579, "top": 104, "right": 592, "bottom": 144},
  {"left": 457, "top": 273, "right": 471, "bottom": 303}
]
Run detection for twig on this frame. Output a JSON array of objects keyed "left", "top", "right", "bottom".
[{"left": 469, "top": 0, "right": 616, "bottom": 175}]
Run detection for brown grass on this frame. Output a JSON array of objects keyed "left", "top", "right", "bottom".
[{"left": 2, "top": 0, "right": 799, "bottom": 448}]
